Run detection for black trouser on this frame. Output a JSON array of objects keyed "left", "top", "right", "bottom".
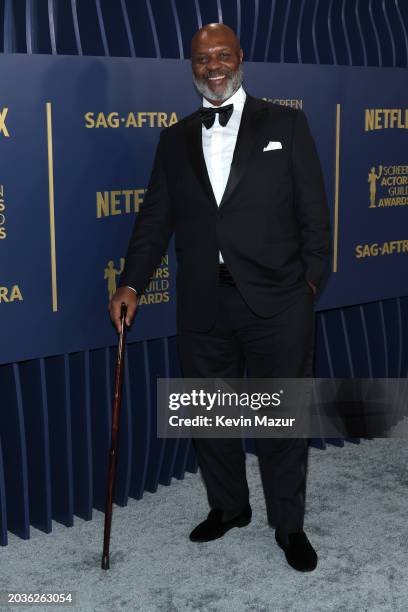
[{"left": 177, "top": 266, "right": 315, "bottom": 535}]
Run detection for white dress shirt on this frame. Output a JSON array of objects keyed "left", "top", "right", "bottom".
[{"left": 202, "top": 85, "right": 246, "bottom": 262}]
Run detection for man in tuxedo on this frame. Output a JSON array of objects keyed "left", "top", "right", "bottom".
[{"left": 110, "top": 23, "right": 330, "bottom": 572}]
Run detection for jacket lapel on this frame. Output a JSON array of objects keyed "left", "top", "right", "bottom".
[
  {"left": 219, "top": 95, "right": 266, "bottom": 209},
  {"left": 185, "top": 112, "right": 218, "bottom": 210}
]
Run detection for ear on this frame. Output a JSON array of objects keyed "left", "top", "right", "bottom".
[{"left": 239, "top": 48, "right": 244, "bottom": 63}]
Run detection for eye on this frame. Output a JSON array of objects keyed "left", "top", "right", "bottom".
[
  {"left": 220, "top": 52, "right": 230, "bottom": 59},
  {"left": 194, "top": 56, "right": 207, "bottom": 64}
]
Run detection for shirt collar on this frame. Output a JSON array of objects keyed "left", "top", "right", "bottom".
[{"left": 202, "top": 85, "right": 246, "bottom": 109}]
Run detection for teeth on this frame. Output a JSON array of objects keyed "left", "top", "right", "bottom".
[{"left": 208, "top": 76, "right": 225, "bottom": 81}]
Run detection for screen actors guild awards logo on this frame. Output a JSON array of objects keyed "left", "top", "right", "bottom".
[
  {"left": 368, "top": 165, "right": 383, "bottom": 208},
  {"left": 103, "top": 256, "right": 170, "bottom": 304},
  {"left": 104, "top": 258, "right": 125, "bottom": 299},
  {"left": 367, "top": 164, "right": 408, "bottom": 208}
]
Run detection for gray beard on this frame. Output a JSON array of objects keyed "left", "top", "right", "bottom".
[{"left": 193, "top": 64, "right": 244, "bottom": 103}]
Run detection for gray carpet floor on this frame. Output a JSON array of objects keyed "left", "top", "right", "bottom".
[{"left": 1, "top": 439, "right": 407, "bottom": 612}]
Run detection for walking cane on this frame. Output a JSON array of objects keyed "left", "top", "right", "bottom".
[{"left": 101, "top": 302, "right": 128, "bottom": 570}]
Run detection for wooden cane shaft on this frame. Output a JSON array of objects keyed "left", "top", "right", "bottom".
[{"left": 101, "top": 303, "right": 128, "bottom": 568}]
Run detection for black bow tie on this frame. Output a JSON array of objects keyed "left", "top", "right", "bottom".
[{"left": 199, "top": 104, "right": 234, "bottom": 129}]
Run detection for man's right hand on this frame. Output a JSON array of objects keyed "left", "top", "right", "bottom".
[{"left": 109, "top": 286, "right": 139, "bottom": 333}]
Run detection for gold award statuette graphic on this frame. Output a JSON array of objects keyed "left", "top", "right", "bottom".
[
  {"left": 105, "top": 256, "right": 170, "bottom": 305},
  {"left": 105, "top": 258, "right": 125, "bottom": 300},
  {"left": 368, "top": 164, "right": 408, "bottom": 208},
  {"left": 368, "top": 165, "right": 383, "bottom": 208}
]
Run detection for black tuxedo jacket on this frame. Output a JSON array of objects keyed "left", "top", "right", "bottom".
[{"left": 119, "top": 94, "right": 331, "bottom": 331}]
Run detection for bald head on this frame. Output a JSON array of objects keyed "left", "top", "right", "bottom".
[
  {"left": 191, "top": 23, "right": 241, "bottom": 56},
  {"left": 191, "top": 23, "right": 243, "bottom": 105}
]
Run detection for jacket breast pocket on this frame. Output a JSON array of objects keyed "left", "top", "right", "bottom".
[{"left": 253, "top": 146, "right": 287, "bottom": 169}]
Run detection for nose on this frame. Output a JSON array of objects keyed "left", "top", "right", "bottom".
[{"left": 206, "top": 55, "right": 222, "bottom": 73}]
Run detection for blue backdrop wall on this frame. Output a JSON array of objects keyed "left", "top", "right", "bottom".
[{"left": 0, "top": 0, "right": 407, "bottom": 546}]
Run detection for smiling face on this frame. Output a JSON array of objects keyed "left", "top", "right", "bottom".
[{"left": 191, "top": 24, "right": 243, "bottom": 105}]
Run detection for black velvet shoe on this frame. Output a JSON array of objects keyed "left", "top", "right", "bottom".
[
  {"left": 275, "top": 530, "right": 318, "bottom": 572},
  {"left": 189, "top": 505, "right": 252, "bottom": 542}
]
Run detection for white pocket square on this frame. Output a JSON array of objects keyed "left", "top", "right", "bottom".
[{"left": 263, "top": 141, "right": 282, "bottom": 152}]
